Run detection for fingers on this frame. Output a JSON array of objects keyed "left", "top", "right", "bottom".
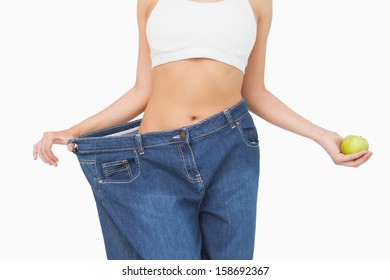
[
  {"left": 42, "top": 132, "right": 59, "bottom": 166},
  {"left": 34, "top": 132, "right": 59, "bottom": 167},
  {"left": 336, "top": 150, "right": 373, "bottom": 168},
  {"left": 67, "top": 143, "right": 75, "bottom": 152},
  {"left": 351, "top": 151, "right": 373, "bottom": 167},
  {"left": 340, "top": 150, "right": 368, "bottom": 162},
  {"left": 33, "top": 140, "right": 40, "bottom": 160}
]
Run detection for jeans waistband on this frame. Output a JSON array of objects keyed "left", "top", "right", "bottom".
[{"left": 69, "top": 97, "right": 250, "bottom": 154}]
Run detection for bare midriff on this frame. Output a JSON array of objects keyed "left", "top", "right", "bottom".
[{"left": 137, "top": 58, "right": 244, "bottom": 133}]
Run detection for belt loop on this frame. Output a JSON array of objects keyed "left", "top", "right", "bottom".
[
  {"left": 184, "top": 128, "right": 190, "bottom": 144},
  {"left": 135, "top": 133, "right": 145, "bottom": 155},
  {"left": 223, "top": 108, "right": 237, "bottom": 129}
]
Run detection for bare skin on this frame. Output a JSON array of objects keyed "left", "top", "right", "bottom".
[
  {"left": 33, "top": 0, "right": 372, "bottom": 167},
  {"left": 138, "top": 58, "right": 244, "bottom": 133}
]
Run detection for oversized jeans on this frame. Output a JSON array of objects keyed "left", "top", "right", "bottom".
[{"left": 68, "top": 98, "right": 260, "bottom": 260}]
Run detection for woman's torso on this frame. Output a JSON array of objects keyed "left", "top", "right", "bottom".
[{"left": 138, "top": 0, "right": 258, "bottom": 133}]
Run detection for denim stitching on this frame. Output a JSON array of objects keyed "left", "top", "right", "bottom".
[
  {"left": 101, "top": 152, "right": 141, "bottom": 185},
  {"left": 176, "top": 143, "right": 192, "bottom": 182},
  {"left": 79, "top": 160, "right": 96, "bottom": 164},
  {"left": 102, "top": 160, "right": 131, "bottom": 178},
  {"left": 187, "top": 142, "right": 203, "bottom": 183},
  {"left": 236, "top": 115, "right": 260, "bottom": 148},
  {"left": 176, "top": 143, "right": 202, "bottom": 183},
  {"left": 189, "top": 113, "right": 249, "bottom": 142},
  {"left": 77, "top": 148, "right": 136, "bottom": 154},
  {"left": 92, "top": 153, "right": 105, "bottom": 204},
  {"left": 127, "top": 160, "right": 133, "bottom": 179},
  {"left": 103, "top": 164, "right": 130, "bottom": 178}
]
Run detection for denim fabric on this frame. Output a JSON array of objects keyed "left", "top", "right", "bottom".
[{"left": 68, "top": 98, "right": 260, "bottom": 260}]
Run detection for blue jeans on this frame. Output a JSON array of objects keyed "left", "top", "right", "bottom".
[{"left": 68, "top": 98, "right": 260, "bottom": 260}]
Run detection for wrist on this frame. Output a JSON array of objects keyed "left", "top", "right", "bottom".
[
  {"left": 313, "top": 130, "right": 340, "bottom": 150},
  {"left": 312, "top": 128, "right": 333, "bottom": 145},
  {"left": 65, "top": 126, "right": 80, "bottom": 138}
]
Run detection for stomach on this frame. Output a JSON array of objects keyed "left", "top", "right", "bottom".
[{"left": 137, "top": 58, "right": 244, "bottom": 133}]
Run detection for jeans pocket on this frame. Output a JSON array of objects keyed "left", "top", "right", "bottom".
[
  {"left": 97, "top": 150, "right": 141, "bottom": 184},
  {"left": 236, "top": 113, "right": 259, "bottom": 148}
]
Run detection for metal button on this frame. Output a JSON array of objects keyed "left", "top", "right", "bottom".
[{"left": 179, "top": 131, "right": 186, "bottom": 138}]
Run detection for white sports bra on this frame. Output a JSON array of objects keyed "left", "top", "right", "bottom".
[{"left": 146, "top": 0, "right": 257, "bottom": 74}]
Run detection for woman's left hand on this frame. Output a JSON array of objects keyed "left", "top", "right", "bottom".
[{"left": 316, "top": 130, "right": 373, "bottom": 167}]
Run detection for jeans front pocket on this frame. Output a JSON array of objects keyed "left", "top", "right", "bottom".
[{"left": 236, "top": 113, "right": 260, "bottom": 148}]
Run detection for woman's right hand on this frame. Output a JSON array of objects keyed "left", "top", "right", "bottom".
[
  {"left": 33, "top": 129, "right": 77, "bottom": 167},
  {"left": 316, "top": 130, "right": 373, "bottom": 167}
]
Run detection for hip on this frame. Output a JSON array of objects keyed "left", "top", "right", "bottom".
[{"left": 68, "top": 97, "right": 260, "bottom": 191}]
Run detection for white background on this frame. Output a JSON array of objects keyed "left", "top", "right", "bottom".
[{"left": 0, "top": 0, "right": 389, "bottom": 260}]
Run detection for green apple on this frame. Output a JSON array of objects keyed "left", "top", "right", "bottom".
[{"left": 340, "top": 135, "right": 369, "bottom": 155}]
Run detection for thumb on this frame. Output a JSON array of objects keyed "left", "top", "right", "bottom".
[{"left": 67, "top": 143, "right": 75, "bottom": 152}]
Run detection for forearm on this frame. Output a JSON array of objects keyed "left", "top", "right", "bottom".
[
  {"left": 244, "top": 89, "right": 328, "bottom": 143},
  {"left": 67, "top": 85, "right": 151, "bottom": 137}
]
